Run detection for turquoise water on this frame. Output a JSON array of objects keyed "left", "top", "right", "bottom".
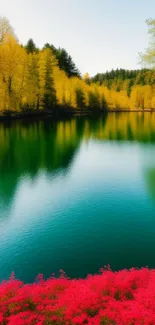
[{"left": 1, "top": 113, "right": 155, "bottom": 282}]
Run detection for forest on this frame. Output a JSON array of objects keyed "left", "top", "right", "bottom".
[{"left": 0, "top": 17, "right": 155, "bottom": 114}]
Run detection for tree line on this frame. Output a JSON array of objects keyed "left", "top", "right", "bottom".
[
  {"left": 0, "top": 17, "right": 155, "bottom": 114},
  {"left": 91, "top": 69, "right": 155, "bottom": 93}
]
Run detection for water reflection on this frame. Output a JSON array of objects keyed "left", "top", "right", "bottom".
[
  {"left": 145, "top": 168, "right": 155, "bottom": 202},
  {"left": 1, "top": 113, "right": 155, "bottom": 281},
  {"left": 0, "top": 113, "right": 155, "bottom": 213}
]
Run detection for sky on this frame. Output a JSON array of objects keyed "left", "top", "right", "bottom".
[{"left": 0, "top": 0, "right": 154, "bottom": 75}]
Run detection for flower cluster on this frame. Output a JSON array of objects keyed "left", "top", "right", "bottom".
[{"left": 1, "top": 268, "right": 155, "bottom": 325}]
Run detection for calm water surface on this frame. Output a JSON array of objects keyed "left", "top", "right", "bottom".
[{"left": 1, "top": 113, "right": 155, "bottom": 282}]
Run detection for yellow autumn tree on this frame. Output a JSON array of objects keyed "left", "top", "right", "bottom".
[
  {"left": 53, "top": 67, "right": 68, "bottom": 106},
  {"left": 0, "top": 17, "right": 15, "bottom": 43},
  {"left": 0, "top": 16, "right": 155, "bottom": 114},
  {"left": 23, "top": 52, "right": 39, "bottom": 109},
  {"left": 0, "top": 35, "right": 26, "bottom": 111}
]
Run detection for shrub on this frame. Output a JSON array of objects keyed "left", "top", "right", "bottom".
[{"left": 0, "top": 268, "right": 155, "bottom": 324}]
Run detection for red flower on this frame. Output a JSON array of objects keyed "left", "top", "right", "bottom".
[{"left": 1, "top": 268, "right": 155, "bottom": 325}]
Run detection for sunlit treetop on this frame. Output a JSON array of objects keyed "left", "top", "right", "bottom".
[
  {"left": 140, "top": 19, "right": 155, "bottom": 68},
  {"left": 0, "top": 17, "right": 16, "bottom": 43}
]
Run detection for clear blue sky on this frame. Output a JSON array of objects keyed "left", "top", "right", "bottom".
[{"left": 1, "top": 0, "right": 154, "bottom": 75}]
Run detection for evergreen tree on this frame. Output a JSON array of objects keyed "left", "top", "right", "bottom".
[
  {"left": 43, "top": 44, "right": 80, "bottom": 78},
  {"left": 43, "top": 43, "right": 57, "bottom": 55},
  {"left": 75, "top": 88, "right": 85, "bottom": 108},
  {"left": 56, "top": 48, "right": 80, "bottom": 78},
  {"left": 25, "top": 39, "right": 38, "bottom": 54},
  {"left": 44, "top": 50, "right": 56, "bottom": 109}
]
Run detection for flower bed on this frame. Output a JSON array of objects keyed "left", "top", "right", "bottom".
[{"left": 0, "top": 268, "right": 155, "bottom": 325}]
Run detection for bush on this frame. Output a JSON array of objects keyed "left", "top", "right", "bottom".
[
  {"left": 0, "top": 268, "right": 155, "bottom": 324},
  {"left": 3, "top": 110, "right": 15, "bottom": 117}
]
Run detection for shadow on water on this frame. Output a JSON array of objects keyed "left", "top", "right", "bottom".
[{"left": 1, "top": 112, "right": 155, "bottom": 208}]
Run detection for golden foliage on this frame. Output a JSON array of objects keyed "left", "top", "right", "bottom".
[{"left": 0, "top": 28, "right": 155, "bottom": 112}]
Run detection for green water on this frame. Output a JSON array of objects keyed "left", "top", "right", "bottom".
[{"left": 1, "top": 113, "right": 155, "bottom": 282}]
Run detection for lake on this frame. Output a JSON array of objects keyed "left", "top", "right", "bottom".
[{"left": 1, "top": 112, "right": 155, "bottom": 283}]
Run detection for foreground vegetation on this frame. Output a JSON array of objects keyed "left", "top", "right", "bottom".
[
  {"left": 0, "top": 17, "right": 155, "bottom": 114},
  {"left": 1, "top": 268, "right": 155, "bottom": 325}
]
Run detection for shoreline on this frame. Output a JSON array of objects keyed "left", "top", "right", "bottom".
[{"left": 0, "top": 108, "right": 155, "bottom": 121}]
